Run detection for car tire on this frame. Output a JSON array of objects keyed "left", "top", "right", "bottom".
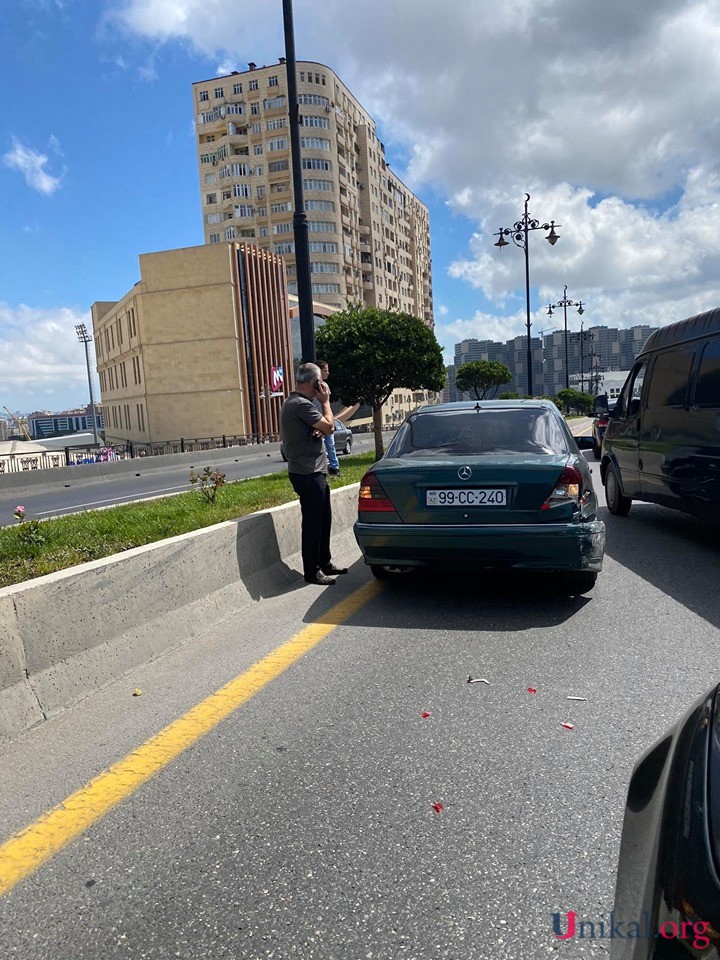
[
  {"left": 344, "top": 437, "right": 352, "bottom": 455},
  {"left": 568, "top": 571, "right": 598, "bottom": 593},
  {"left": 370, "top": 564, "right": 390, "bottom": 579},
  {"left": 605, "top": 466, "right": 632, "bottom": 516}
]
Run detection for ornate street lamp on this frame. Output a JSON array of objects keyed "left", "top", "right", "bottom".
[
  {"left": 493, "top": 193, "right": 560, "bottom": 396},
  {"left": 547, "top": 285, "right": 584, "bottom": 390}
]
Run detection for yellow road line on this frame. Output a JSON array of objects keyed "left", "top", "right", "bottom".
[{"left": 0, "top": 579, "right": 383, "bottom": 897}]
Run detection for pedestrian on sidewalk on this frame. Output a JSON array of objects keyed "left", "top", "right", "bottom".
[
  {"left": 316, "top": 359, "right": 340, "bottom": 476},
  {"left": 279, "top": 362, "right": 348, "bottom": 586}
]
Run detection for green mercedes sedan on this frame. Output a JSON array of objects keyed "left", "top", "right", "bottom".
[{"left": 354, "top": 400, "right": 605, "bottom": 592}]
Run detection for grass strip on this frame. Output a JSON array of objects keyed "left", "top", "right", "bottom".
[{"left": 0, "top": 453, "right": 377, "bottom": 589}]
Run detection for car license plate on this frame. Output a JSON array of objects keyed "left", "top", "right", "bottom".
[{"left": 426, "top": 488, "right": 507, "bottom": 506}]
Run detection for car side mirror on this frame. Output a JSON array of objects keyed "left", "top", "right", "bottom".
[
  {"left": 629, "top": 398, "right": 641, "bottom": 418},
  {"left": 575, "top": 436, "right": 595, "bottom": 451}
]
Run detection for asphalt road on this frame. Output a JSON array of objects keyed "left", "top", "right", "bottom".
[
  {"left": 0, "top": 433, "right": 380, "bottom": 526},
  {"left": 1, "top": 445, "right": 718, "bottom": 959}
]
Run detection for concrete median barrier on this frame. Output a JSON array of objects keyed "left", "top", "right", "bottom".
[{"left": 0, "top": 483, "right": 361, "bottom": 741}]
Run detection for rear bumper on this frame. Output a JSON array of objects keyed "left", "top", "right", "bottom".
[{"left": 354, "top": 519, "right": 605, "bottom": 572}]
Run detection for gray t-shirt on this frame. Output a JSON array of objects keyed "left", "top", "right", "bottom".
[{"left": 280, "top": 392, "right": 328, "bottom": 474}]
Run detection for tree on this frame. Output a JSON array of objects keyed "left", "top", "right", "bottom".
[
  {"left": 455, "top": 360, "right": 512, "bottom": 400},
  {"left": 498, "top": 391, "right": 520, "bottom": 400},
  {"left": 315, "top": 305, "right": 446, "bottom": 459},
  {"left": 556, "top": 388, "right": 596, "bottom": 416}
]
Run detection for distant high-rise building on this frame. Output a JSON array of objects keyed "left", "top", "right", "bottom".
[{"left": 192, "top": 60, "right": 433, "bottom": 325}]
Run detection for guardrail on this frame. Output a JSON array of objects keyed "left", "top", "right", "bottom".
[{"left": 0, "top": 433, "right": 282, "bottom": 475}]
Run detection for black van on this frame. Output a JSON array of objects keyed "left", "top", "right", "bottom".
[{"left": 600, "top": 307, "right": 720, "bottom": 521}]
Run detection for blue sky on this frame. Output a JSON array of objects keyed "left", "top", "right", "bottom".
[{"left": 3, "top": 0, "right": 720, "bottom": 413}]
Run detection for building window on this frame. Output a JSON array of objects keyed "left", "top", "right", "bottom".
[
  {"left": 310, "top": 261, "right": 340, "bottom": 273},
  {"left": 254, "top": 144, "right": 263, "bottom": 155},
  {"left": 301, "top": 115, "right": 329, "bottom": 128},
  {"left": 298, "top": 93, "right": 329, "bottom": 107},
  {"left": 303, "top": 178, "right": 333, "bottom": 191},
  {"left": 300, "top": 136, "right": 330, "bottom": 151},
  {"left": 268, "top": 75, "right": 279, "bottom": 87},
  {"left": 199, "top": 90, "right": 209, "bottom": 102},
  {"left": 256, "top": 206, "right": 267, "bottom": 216},
  {"left": 266, "top": 117, "right": 286, "bottom": 131},
  {"left": 273, "top": 222, "right": 293, "bottom": 235},
  {"left": 233, "top": 183, "right": 252, "bottom": 198},
  {"left": 225, "top": 226, "right": 236, "bottom": 240},
  {"left": 309, "top": 241, "right": 339, "bottom": 253},
  {"left": 210, "top": 232, "right": 221, "bottom": 243},
  {"left": 203, "top": 173, "right": 217, "bottom": 185},
  {"left": 232, "top": 82, "right": 242, "bottom": 94},
  {"left": 256, "top": 185, "right": 265, "bottom": 199},
  {"left": 206, "top": 193, "right": 217, "bottom": 204},
  {"left": 231, "top": 162, "right": 251, "bottom": 176},
  {"left": 270, "top": 200, "right": 292, "bottom": 214},
  {"left": 214, "top": 87, "right": 224, "bottom": 99},
  {"left": 263, "top": 95, "right": 286, "bottom": 110},
  {"left": 207, "top": 213, "right": 222, "bottom": 223},
  {"left": 312, "top": 283, "right": 340, "bottom": 294},
  {"left": 301, "top": 157, "right": 332, "bottom": 171},
  {"left": 269, "top": 159, "right": 290, "bottom": 172},
  {"left": 306, "top": 199, "right": 335, "bottom": 211},
  {"left": 259, "top": 226, "right": 269, "bottom": 237},
  {"left": 274, "top": 241, "right": 295, "bottom": 254},
  {"left": 307, "top": 220, "right": 336, "bottom": 233},
  {"left": 249, "top": 79, "right": 259, "bottom": 90},
  {"left": 234, "top": 204, "right": 254, "bottom": 217},
  {"left": 268, "top": 137, "right": 289, "bottom": 151}
]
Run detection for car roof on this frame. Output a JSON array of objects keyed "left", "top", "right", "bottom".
[{"left": 413, "top": 400, "right": 559, "bottom": 414}]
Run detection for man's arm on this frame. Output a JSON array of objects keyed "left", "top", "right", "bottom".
[{"left": 312, "top": 380, "right": 334, "bottom": 436}]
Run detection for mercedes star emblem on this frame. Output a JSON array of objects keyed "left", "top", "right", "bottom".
[{"left": 458, "top": 466, "right": 472, "bottom": 480}]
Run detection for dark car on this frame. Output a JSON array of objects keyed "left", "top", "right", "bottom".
[
  {"left": 354, "top": 400, "right": 605, "bottom": 592},
  {"left": 592, "top": 397, "right": 617, "bottom": 460},
  {"left": 611, "top": 684, "right": 720, "bottom": 957},
  {"left": 601, "top": 307, "right": 720, "bottom": 521},
  {"left": 280, "top": 418, "right": 353, "bottom": 462}
]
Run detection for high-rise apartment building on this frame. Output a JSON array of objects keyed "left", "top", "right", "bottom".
[{"left": 192, "top": 60, "right": 433, "bottom": 324}]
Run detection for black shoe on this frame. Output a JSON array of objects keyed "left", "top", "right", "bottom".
[
  {"left": 322, "top": 564, "right": 348, "bottom": 575},
  {"left": 328, "top": 467, "right": 340, "bottom": 475},
  {"left": 304, "top": 572, "right": 336, "bottom": 585}
]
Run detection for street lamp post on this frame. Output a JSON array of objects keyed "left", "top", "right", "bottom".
[
  {"left": 547, "top": 285, "right": 584, "bottom": 390},
  {"left": 493, "top": 193, "right": 560, "bottom": 397},
  {"left": 282, "top": 0, "right": 315, "bottom": 364},
  {"left": 75, "top": 323, "right": 99, "bottom": 445},
  {"left": 570, "top": 323, "right": 594, "bottom": 393}
]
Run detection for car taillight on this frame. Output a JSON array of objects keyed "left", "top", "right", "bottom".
[
  {"left": 358, "top": 470, "right": 396, "bottom": 512},
  {"left": 597, "top": 416, "right": 609, "bottom": 427},
  {"left": 541, "top": 464, "right": 584, "bottom": 510}
]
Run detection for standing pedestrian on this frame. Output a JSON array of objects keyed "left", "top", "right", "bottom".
[
  {"left": 279, "top": 362, "right": 348, "bottom": 586},
  {"left": 316, "top": 360, "right": 340, "bottom": 476}
]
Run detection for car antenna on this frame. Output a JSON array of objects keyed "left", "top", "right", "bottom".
[{"left": 474, "top": 402, "right": 481, "bottom": 412}]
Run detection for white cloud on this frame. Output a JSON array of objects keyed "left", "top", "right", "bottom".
[
  {"left": 2, "top": 137, "right": 63, "bottom": 195},
  {"left": 0, "top": 304, "right": 96, "bottom": 410},
  {"left": 216, "top": 58, "right": 238, "bottom": 76}
]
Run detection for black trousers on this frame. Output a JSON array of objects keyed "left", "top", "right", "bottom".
[{"left": 288, "top": 471, "right": 332, "bottom": 577}]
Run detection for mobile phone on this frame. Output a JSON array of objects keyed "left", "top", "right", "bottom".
[{"left": 315, "top": 379, "right": 322, "bottom": 390}]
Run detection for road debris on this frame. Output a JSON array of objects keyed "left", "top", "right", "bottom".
[
  {"left": 421, "top": 711, "right": 431, "bottom": 719},
  {"left": 560, "top": 722, "right": 574, "bottom": 730},
  {"left": 566, "top": 696, "right": 588, "bottom": 701},
  {"left": 467, "top": 676, "right": 489, "bottom": 684},
  {"left": 132, "top": 688, "right": 143, "bottom": 697},
  {"left": 527, "top": 687, "right": 537, "bottom": 694},
  {"left": 431, "top": 802, "right": 444, "bottom": 813}
]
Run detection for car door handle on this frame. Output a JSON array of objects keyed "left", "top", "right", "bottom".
[{"left": 639, "top": 458, "right": 644, "bottom": 471}]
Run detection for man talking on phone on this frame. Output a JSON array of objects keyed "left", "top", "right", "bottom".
[{"left": 279, "top": 362, "right": 348, "bottom": 586}]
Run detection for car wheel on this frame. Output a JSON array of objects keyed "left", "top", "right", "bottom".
[
  {"left": 344, "top": 437, "right": 352, "bottom": 455},
  {"left": 568, "top": 571, "right": 598, "bottom": 593},
  {"left": 605, "top": 466, "right": 632, "bottom": 516},
  {"left": 370, "top": 564, "right": 390, "bottom": 579}
]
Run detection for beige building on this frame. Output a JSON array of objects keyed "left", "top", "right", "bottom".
[
  {"left": 192, "top": 60, "right": 434, "bottom": 325},
  {"left": 91, "top": 243, "right": 294, "bottom": 445}
]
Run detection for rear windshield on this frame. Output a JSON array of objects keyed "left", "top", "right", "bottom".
[{"left": 387, "top": 408, "right": 570, "bottom": 458}]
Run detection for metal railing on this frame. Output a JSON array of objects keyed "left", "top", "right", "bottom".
[{"left": 0, "top": 433, "right": 282, "bottom": 475}]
